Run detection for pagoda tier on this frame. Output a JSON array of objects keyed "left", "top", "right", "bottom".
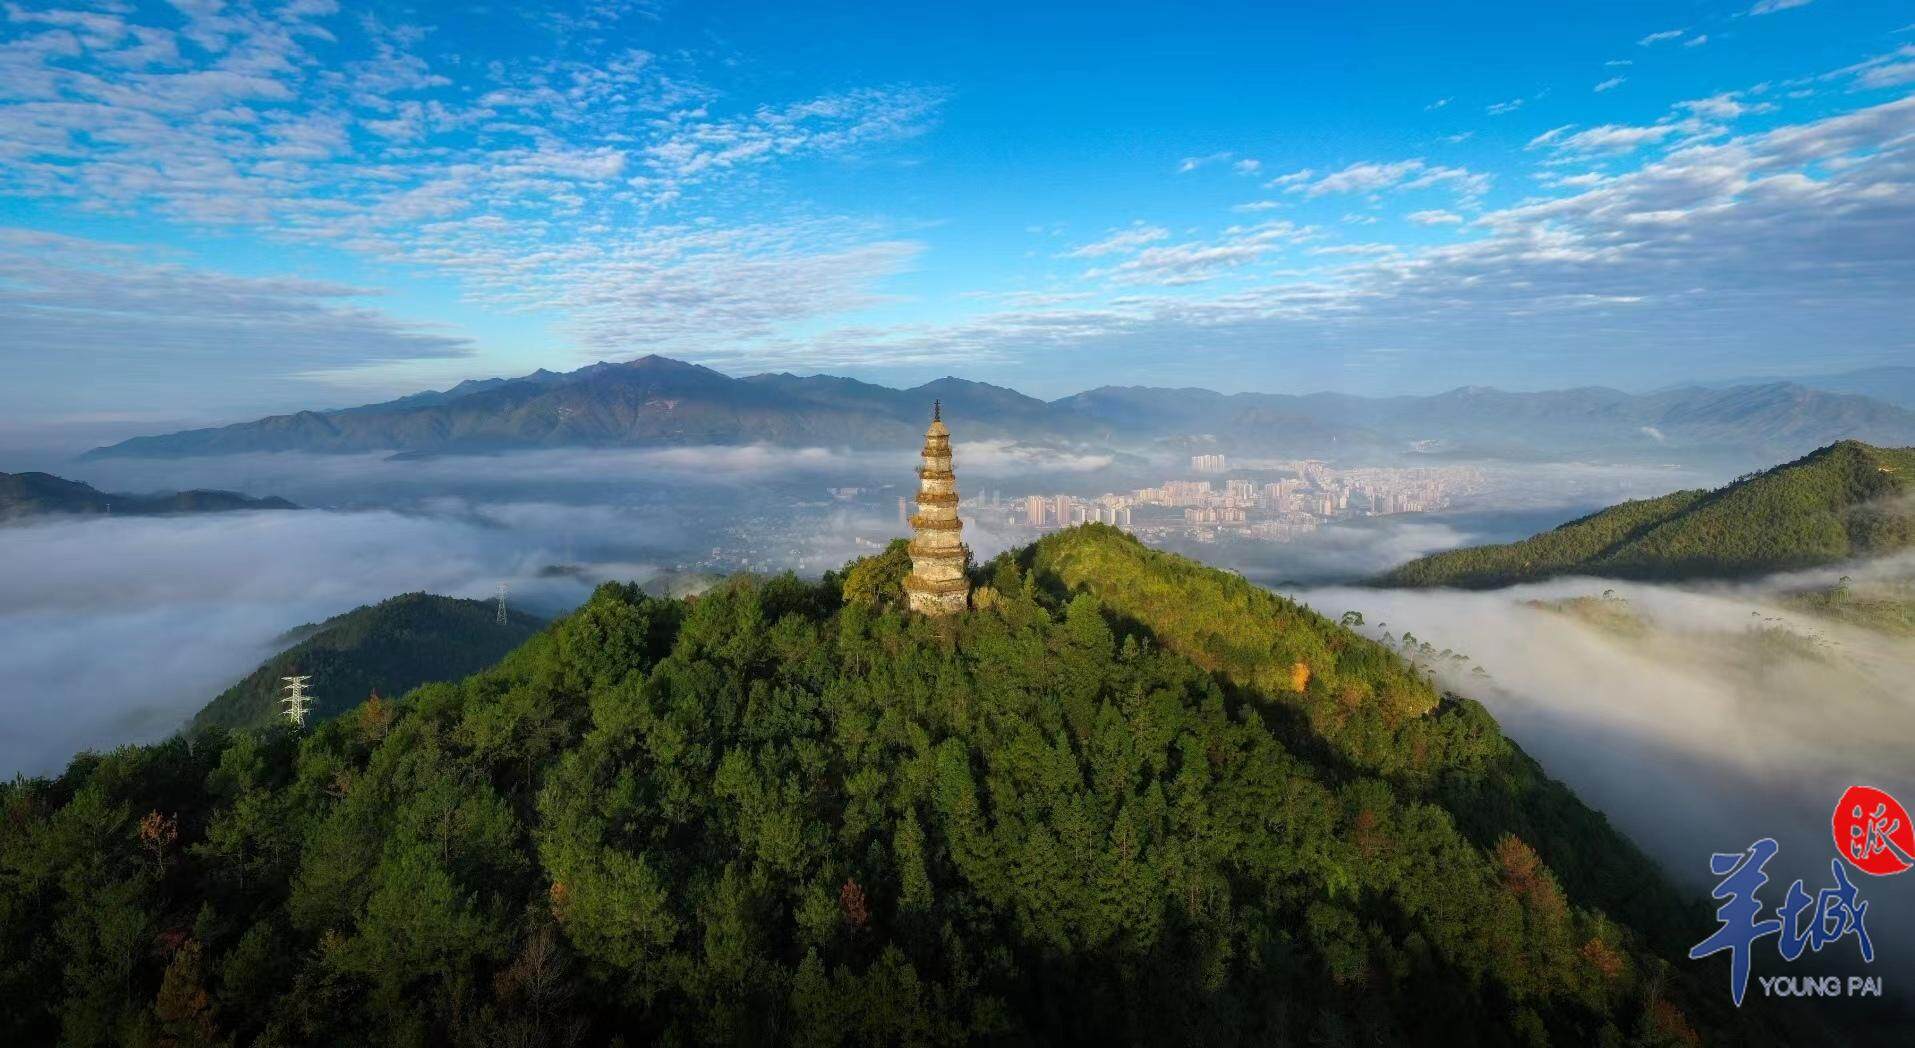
[{"left": 904, "top": 401, "right": 970, "bottom": 616}]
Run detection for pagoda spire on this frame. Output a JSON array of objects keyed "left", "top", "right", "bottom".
[{"left": 903, "top": 403, "right": 970, "bottom": 615}]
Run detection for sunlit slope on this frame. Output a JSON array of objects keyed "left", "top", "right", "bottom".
[
  {"left": 1026, "top": 526, "right": 1697, "bottom": 943},
  {"left": 2, "top": 529, "right": 1866, "bottom": 1044},
  {"left": 1378, "top": 441, "right": 1915, "bottom": 588},
  {"left": 191, "top": 592, "right": 545, "bottom": 732}
]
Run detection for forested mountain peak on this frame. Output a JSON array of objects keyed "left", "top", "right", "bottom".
[
  {"left": 0, "top": 526, "right": 1870, "bottom": 1044},
  {"left": 1377, "top": 441, "right": 1915, "bottom": 589}
]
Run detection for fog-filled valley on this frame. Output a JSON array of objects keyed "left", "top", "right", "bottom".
[
  {"left": 5, "top": 431, "right": 1913, "bottom": 1037},
  {"left": 11, "top": 0, "right": 1915, "bottom": 1038},
  {"left": 0, "top": 443, "right": 1717, "bottom": 774},
  {"left": 1292, "top": 559, "right": 1915, "bottom": 969}
]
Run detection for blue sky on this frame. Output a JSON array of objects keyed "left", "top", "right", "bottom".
[{"left": 1, "top": 0, "right": 1912, "bottom": 424}]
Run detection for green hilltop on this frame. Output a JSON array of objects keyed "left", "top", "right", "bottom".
[
  {"left": 2, "top": 526, "right": 1875, "bottom": 1045},
  {"left": 191, "top": 593, "right": 546, "bottom": 733},
  {"left": 1377, "top": 440, "right": 1915, "bottom": 589}
]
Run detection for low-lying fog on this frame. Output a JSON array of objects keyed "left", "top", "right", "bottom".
[
  {"left": 0, "top": 446, "right": 1715, "bottom": 773},
  {"left": 1290, "top": 558, "right": 1915, "bottom": 971},
  {"left": 23, "top": 443, "right": 1896, "bottom": 972}
]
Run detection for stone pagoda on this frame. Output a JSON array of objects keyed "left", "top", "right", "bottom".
[{"left": 903, "top": 401, "right": 971, "bottom": 616}]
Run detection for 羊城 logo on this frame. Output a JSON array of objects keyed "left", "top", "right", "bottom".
[{"left": 1688, "top": 785, "right": 1906, "bottom": 1006}]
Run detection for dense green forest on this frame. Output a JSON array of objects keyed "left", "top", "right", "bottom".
[
  {"left": 192, "top": 594, "right": 546, "bottom": 733},
  {"left": 1377, "top": 441, "right": 1915, "bottom": 588},
  {"left": 1, "top": 527, "right": 1875, "bottom": 1045}
]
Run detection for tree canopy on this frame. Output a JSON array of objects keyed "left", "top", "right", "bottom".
[
  {"left": 0, "top": 527, "right": 1873, "bottom": 1045},
  {"left": 1377, "top": 441, "right": 1915, "bottom": 589}
]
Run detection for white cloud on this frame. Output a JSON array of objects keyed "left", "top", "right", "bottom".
[
  {"left": 1406, "top": 209, "right": 1463, "bottom": 225},
  {"left": 1065, "top": 224, "right": 1171, "bottom": 258},
  {"left": 1080, "top": 220, "right": 1314, "bottom": 286},
  {"left": 1846, "top": 45, "right": 1915, "bottom": 90},
  {"left": 1283, "top": 159, "right": 1491, "bottom": 199},
  {"left": 1594, "top": 77, "right": 1626, "bottom": 93},
  {"left": 0, "top": 228, "right": 471, "bottom": 416},
  {"left": 774, "top": 94, "right": 1915, "bottom": 391},
  {"left": 1233, "top": 157, "right": 1262, "bottom": 174},
  {"left": 1263, "top": 168, "right": 1316, "bottom": 188},
  {"left": 0, "top": 3, "right": 947, "bottom": 375},
  {"left": 1750, "top": 0, "right": 1814, "bottom": 13},
  {"left": 1425, "top": 97, "right": 1451, "bottom": 110},
  {"left": 1532, "top": 122, "right": 1688, "bottom": 154},
  {"left": 1683, "top": 34, "right": 1710, "bottom": 48},
  {"left": 1639, "top": 29, "right": 1687, "bottom": 46},
  {"left": 1177, "top": 151, "right": 1234, "bottom": 173},
  {"left": 1486, "top": 98, "right": 1525, "bottom": 115},
  {"left": 1680, "top": 92, "right": 1777, "bottom": 120}
]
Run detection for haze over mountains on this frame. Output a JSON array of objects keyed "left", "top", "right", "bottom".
[
  {"left": 84, "top": 355, "right": 1915, "bottom": 466},
  {"left": 0, "top": 470, "right": 298, "bottom": 520},
  {"left": 1700, "top": 365, "right": 1915, "bottom": 412}
]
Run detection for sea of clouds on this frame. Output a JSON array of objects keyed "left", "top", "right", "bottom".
[
  {"left": 1291, "top": 557, "right": 1915, "bottom": 970},
  {"left": 10, "top": 444, "right": 1911, "bottom": 980}
]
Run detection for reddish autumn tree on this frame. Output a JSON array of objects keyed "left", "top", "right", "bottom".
[
  {"left": 138, "top": 811, "right": 178, "bottom": 875},
  {"left": 839, "top": 878, "right": 870, "bottom": 931}
]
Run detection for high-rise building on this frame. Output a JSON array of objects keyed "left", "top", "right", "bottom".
[
  {"left": 1191, "top": 453, "right": 1227, "bottom": 473},
  {"left": 903, "top": 402, "right": 970, "bottom": 616},
  {"left": 1026, "top": 495, "right": 1047, "bottom": 527}
]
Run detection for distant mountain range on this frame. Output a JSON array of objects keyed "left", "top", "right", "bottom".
[
  {"left": 0, "top": 470, "right": 297, "bottom": 520},
  {"left": 82, "top": 354, "right": 1915, "bottom": 463},
  {"left": 1700, "top": 365, "right": 1915, "bottom": 412},
  {"left": 191, "top": 592, "right": 545, "bottom": 732},
  {"left": 1376, "top": 440, "right": 1915, "bottom": 588}
]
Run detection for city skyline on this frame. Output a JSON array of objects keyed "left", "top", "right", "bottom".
[{"left": 2, "top": 1, "right": 1913, "bottom": 428}]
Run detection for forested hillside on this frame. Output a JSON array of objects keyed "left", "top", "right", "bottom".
[
  {"left": 1378, "top": 441, "right": 1915, "bottom": 588},
  {"left": 192, "top": 593, "right": 546, "bottom": 732},
  {"left": 0, "top": 528, "right": 1866, "bottom": 1045}
]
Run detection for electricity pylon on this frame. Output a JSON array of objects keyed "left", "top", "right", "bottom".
[
  {"left": 280, "top": 676, "right": 314, "bottom": 728},
  {"left": 496, "top": 582, "right": 509, "bottom": 626}
]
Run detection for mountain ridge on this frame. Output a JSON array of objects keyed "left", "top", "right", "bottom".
[
  {"left": 0, "top": 470, "right": 298, "bottom": 520},
  {"left": 83, "top": 356, "right": 1915, "bottom": 463},
  {"left": 1375, "top": 440, "right": 1915, "bottom": 588},
  {"left": 191, "top": 592, "right": 546, "bottom": 733}
]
